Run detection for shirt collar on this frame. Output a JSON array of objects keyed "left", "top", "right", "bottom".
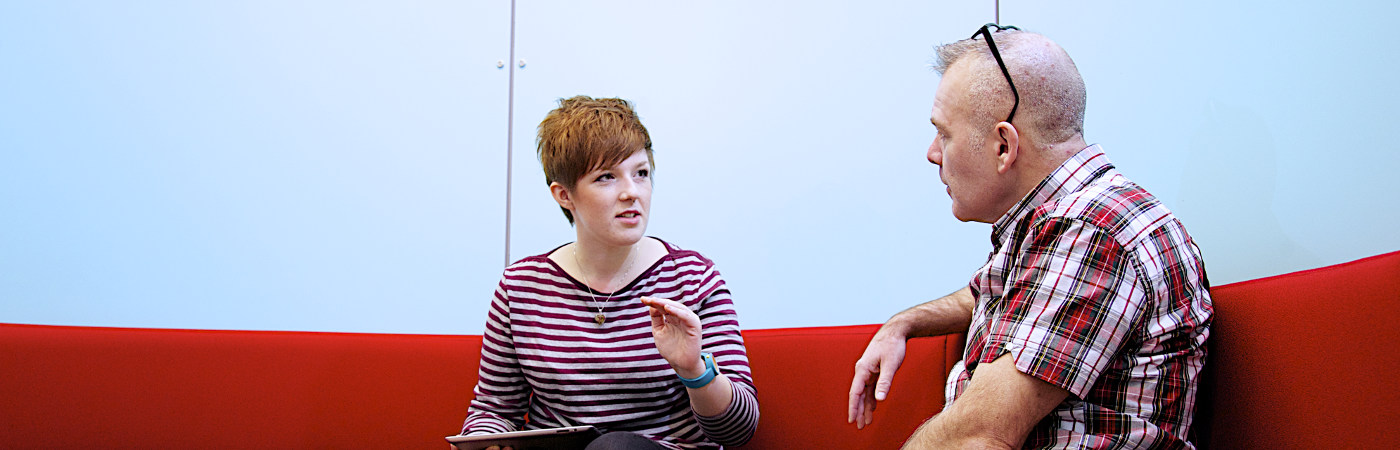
[{"left": 990, "top": 144, "right": 1113, "bottom": 248}]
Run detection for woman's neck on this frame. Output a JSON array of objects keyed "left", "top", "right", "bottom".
[{"left": 571, "top": 238, "right": 646, "bottom": 291}]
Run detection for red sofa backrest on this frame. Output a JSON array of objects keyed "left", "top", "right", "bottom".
[
  {"left": 4, "top": 250, "right": 1397, "bottom": 448},
  {"left": 1196, "top": 250, "right": 1400, "bottom": 449},
  {"left": 0, "top": 326, "right": 482, "bottom": 448},
  {"left": 738, "top": 325, "right": 963, "bottom": 449}
]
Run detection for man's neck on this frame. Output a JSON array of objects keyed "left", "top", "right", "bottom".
[
  {"left": 992, "top": 136, "right": 1091, "bottom": 224},
  {"left": 1045, "top": 135, "right": 1089, "bottom": 162},
  {"left": 1022, "top": 135, "right": 1088, "bottom": 183}
]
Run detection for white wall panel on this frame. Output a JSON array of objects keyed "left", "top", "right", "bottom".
[{"left": 0, "top": 1, "right": 509, "bottom": 333}]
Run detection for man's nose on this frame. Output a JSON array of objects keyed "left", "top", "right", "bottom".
[{"left": 927, "top": 141, "right": 942, "bottom": 166}]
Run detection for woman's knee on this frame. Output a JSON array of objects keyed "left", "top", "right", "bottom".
[{"left": 584, "top": 431, "right": 666, "bottom": 450}]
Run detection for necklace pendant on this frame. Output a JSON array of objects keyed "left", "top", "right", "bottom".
[{"left": 594, "top": 313, "right": 606, "bottom": 325}]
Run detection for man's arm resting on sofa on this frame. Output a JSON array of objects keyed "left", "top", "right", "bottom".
[
  {"left": 849, "top": 287, "right": 976, "bottom": 429},
  {"left": 900, "top": 354, "right": 1069, "bottom": 450}
]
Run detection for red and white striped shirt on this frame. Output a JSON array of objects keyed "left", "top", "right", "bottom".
[
  {"left": 948, "top": 145, "right": 1213, "bottom": 449},
  {"left": 462, "top": 238, "right": 758, "bottom": 449}
]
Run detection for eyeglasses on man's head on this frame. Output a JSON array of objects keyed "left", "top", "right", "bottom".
[{"left": 969, "top": 23, "right": 1021, "bottom": 124}]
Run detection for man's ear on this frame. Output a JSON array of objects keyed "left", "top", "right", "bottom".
[
  {"left": 550, "top": 182, "right": 573, "bottom": 211},
  {"left": 994, "top": 122, "right": 1020, "bottom": 174}
]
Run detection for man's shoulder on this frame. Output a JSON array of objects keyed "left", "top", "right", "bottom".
[{"left": 1037, "top": 173, "right": 1179, "bottom": 249}]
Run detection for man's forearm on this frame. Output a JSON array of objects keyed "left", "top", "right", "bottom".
[
  {"left": 900, "top": 355, "right": 1069, "bottom": 450},
  {"left": 888, "top": 286, "right": 975, "bottom": 339},
  {"left": 902, "top": 411, "right": 1018, "bottom": 450}
]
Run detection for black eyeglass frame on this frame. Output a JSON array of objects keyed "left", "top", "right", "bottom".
[{"left": 970, "top": 23, "right": 1021, "bottom": 124}]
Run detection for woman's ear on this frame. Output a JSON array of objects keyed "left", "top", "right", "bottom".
[{"left": 550, "top": 182, "right": 573, "bottom": 211}]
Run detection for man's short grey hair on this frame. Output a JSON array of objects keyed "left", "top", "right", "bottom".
[{"left": 933, "top": 29, "right": 1087, "bottom": 145}]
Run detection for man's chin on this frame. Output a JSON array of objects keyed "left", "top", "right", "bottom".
[{"left": 949, "top": 207, "right": 986, "bottom": 224}]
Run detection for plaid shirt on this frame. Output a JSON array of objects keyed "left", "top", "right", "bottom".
[{"left": 945, "top": 145, "right": 1213, "bottom": 449}]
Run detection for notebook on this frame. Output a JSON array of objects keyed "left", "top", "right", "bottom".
[{"left": 445, "top": 426, "right": 599, "bottom": 450}]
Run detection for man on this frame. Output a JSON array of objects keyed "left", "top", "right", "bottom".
[{"left": 847, "top": 25, "right": 1212, "bottom": 449}]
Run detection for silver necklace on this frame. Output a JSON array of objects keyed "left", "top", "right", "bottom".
[{"left": 572, "top": 245, "right": 637, "bottom": 325}]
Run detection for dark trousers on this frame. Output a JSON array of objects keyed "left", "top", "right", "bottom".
[{"left": 584, "top": 431, "right": 668, "bottom": 450}]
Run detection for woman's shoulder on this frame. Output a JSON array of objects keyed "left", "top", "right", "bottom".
[
  {"left": 650, "top": 237, "right": 718, "bottom": 270},
  {"left": 647, "top": 238, "right": 731, "bottom": 301},
  {"left": 495, "top": 247, "right": 577, "bottom": 298},
  {"left": 502, "top": 245, "right": 567, "bottom": 275}
]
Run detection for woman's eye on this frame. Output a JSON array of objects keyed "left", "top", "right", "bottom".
[
  {"left": 637, "top": 169, "right": 649, "bottom": 178},
  {"left": 595, "top": 173, "right": 615, "bottom": 182}
]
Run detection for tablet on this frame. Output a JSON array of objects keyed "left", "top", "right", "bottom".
[{"left": 445, "top": 426, "right": 600, "bottom": 450}]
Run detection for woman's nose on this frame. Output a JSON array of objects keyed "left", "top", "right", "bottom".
[{"left": 619, "top": 179, "right": 638, "bottom": 200}]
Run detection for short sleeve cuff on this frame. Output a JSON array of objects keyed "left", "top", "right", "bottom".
[{"left": 986, "top": 336, "right": 1105, "bottom": 398}]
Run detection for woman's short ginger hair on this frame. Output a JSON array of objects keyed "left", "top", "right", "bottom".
[{"left": 536, "top": 95, "right": 654, "bottom": 224}]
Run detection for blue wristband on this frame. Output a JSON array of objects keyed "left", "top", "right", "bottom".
[{"left": 678, "top": 352, "right": 718, "bottom": 389}]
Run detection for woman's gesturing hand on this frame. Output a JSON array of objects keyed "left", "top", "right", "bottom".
[{"left": 639, "top": 296, "right": 705, "bottom": 378}]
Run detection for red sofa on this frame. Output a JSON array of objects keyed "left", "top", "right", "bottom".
[{"left": 3, "top": 251, "right": 1397, "bottom": 449}]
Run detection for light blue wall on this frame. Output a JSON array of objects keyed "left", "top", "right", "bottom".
[
  {"left": 2, "top": 1, "right": 508, "bottom": 333},
  {"left": 4, "top": 1, "right": 1397, "bottom": 334}
]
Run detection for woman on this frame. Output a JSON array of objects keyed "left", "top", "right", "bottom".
[{"left": 460, "top": 96, "right": 758, "bottom": 450}]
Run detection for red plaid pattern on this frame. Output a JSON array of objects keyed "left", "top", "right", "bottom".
[{"left": 946, "top": 146, "right": 1213, "bottom": 449}]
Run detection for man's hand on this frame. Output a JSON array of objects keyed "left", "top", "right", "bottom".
[
  {"left": 846, "top": 287, "right": 976, "bottom": 430},
  {"left": 847, "top": 325, "right": 909, "bottom": 429}
]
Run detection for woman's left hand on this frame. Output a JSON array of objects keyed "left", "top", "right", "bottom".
[{"left": 640, "top": 296, "right": 705, "bottom": 378}]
